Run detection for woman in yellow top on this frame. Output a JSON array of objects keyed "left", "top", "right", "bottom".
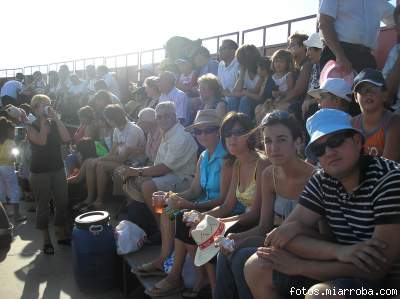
[
  {"left": 177, "top": 112, "right": 269, "bottom": 296},
  {"left": 0, "top": 117, "right": 26, "bottom": 222},
  {"left": 203, "top": 111, "right": 269, "bottom": 231}
]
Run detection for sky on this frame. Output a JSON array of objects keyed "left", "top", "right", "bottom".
[{"left": 0, "top": 0, "right": 396, "bottom": 73}]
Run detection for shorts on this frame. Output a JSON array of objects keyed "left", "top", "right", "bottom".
[
  {"left": 152, "top": 174, "right": 193, "bottom": 193},
  {"left": 0, "top": 166, "right": 21, "bottom": 203},
  {"left": 124, "top": 174, "right": 193, "bottom": 203}
]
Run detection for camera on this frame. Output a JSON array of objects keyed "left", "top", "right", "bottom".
[{"left": 43, "top": 106, "right": 50, "bottom": 116}]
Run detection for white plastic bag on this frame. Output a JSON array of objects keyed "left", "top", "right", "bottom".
[{"left": 115, "top": 220, "right": 146, "bottom": 255}]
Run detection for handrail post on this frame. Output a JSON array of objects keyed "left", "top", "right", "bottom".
[{"left": 263, "top": 27, "right": 267, "bottom": 56}]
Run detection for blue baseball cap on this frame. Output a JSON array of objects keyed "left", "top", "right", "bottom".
[
  {"left": 305, "top": 109, "right": 363, "bottom": 160},
  {"left": 353, "top": 68, "right": 386, "bottom": 92}
]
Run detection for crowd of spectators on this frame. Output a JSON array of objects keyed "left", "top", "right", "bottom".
[{"left": 1, "top": 1, "right": 400, "bottom": 298}]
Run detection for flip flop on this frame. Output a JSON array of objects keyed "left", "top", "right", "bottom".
[
  {"left": 14, "top": 215, "right": 27, "bottom": 223},
  {"left": 72, "top": 202, "right": 89, "bottom": 211},
  {"left": 131, "top": 262, "right": 166, "bottom": 277},
  {"left": 43, "top": 243, "right": 55, "bottom": 255},
  {"left": 57, "top": 239, "right": 71, "bottom": 246},
  {"left": 90, "top": 200, "right": 104, "bottom": 210},
  {"left": 145, "top": 278, "right": 183, "bottom": 297},
  {"left": 182, "top": 288, "right": 201, "bottom": 299},
  {"left": 72, "top": 199, "right": 94, "bottom": 211}
]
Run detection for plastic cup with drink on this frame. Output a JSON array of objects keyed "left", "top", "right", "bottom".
[
  {"left": 214, "top": 235, "right": 235, "bottom": 253},
  {"left": 183, "top": 210, "right": 201, "bottom": 225},
  {"left": 152, "top": 191, "right": 167, "bottom": 214}
]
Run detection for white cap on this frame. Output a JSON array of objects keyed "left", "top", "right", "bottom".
[
  {"left": 308, "top": 78, "right": 352, "bottom": 102},
  {"left": 303, "top": 32, "right": 323, "bottom": 49}
]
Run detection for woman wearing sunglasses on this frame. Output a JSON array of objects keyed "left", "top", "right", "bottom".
[
  {"left": 144, "top": 111, "right": 269, "bottom": 297},
  {"left": 136, "top": 110, "right": 231, "bottom": 295},
  {"left": 214, "top": 110, "right": 315, "bottom": 299}
]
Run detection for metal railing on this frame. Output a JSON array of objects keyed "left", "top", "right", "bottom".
[
  {"left": 0, "top": 15, "right": 318, "bottom": 80},
  {"left": 242, "top": 14, "right": 317, "bottom": 56}
]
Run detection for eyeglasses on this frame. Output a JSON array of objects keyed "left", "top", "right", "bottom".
[
  {"left": 193, "top": 126, "right": 219, "bottom": 136},
  {"left": 224, "top": 128, "right": 248, "bottom": 138},
  {"left": 355, "top": 85, "right": 381, "bottom": 95},
  {"left": 310, "top": 131, "right": 354, "bottom": 158}
]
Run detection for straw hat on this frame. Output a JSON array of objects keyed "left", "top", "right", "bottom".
[
  {"left": 185, "top": 109, "right": 221, "bottom": 133},
  {"left": 191, "top": 215, "right": 237, "bottom": 266}
]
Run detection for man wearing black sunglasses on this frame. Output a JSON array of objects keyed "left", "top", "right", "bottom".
[{"left": 244, "top": 108, "right": 400, "bottom": 299}]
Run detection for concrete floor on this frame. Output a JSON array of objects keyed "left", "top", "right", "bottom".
[{"left": 0, "top": 202, "right": 123, "bottom": 299}]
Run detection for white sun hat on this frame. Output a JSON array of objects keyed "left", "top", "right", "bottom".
[
  {"left": 308, "top": 78, "right": 352, "bottom": 102},
  {"left": 303, "top": 32, "right": 323, "bottom": 49},
  {"left": 191, "top": 215, "right": 237, "bottom": 266}
]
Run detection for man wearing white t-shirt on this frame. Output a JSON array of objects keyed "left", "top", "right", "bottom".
[
  {"left": 118, "top": 102, "right": 197, "bottom": 236},
  {"left": 83, "top": 104, "right": 145, "bottom": 209},
  {"left": 383, "top": 5, "right": 400, "bottom": 111},
  {"left": 0, "top": 73, "right": 24, "bottom": 107},
  {"left": 319, "top": 0, "right": 395, "bottom": 73},
  {"left": 97, "top": 65, "right": 121, "bottom": 98},
  {"left": 218, "top": 39, "right": 240, "bottom": 111}
]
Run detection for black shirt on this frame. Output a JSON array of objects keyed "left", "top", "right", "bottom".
[{"left": 29, "top": 120, "right": 64, "bottom": 173}]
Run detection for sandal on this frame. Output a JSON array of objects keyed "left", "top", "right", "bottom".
[
  {"left": 57, "top": 239, "right": 71, "bottom": 246},
  {"left": 131, "top": 262, "right": 166, "bottom": 277},
  {"left": 72, "top": 202, "right": 89, "bottom": 211},
  {"left": 182, "top": 288, "right": 201, "bottom": 298},
  {"left": 90, "top": 200, "right": 104, "bottom": 210},
  {"left": 145, "top": 278, "right": 183, "bottom": 297},
  {"left": 43, "top": 243, "right": 55, "bottom": 255},
  {"left": 14, "top": 215, "right": 27, "bottom": 223}
]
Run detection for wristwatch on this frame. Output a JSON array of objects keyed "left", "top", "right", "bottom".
[{"left": 138, "top": 168, "right": 144, "bottom": 177}]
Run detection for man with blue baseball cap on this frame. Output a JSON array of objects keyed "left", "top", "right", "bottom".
[{"left": 244, "top": 108, "right": 400, "bottom": 299}]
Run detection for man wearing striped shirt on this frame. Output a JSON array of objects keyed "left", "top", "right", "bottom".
[{"left": 244, "top": 109, "right": 400, "bottom": 299}]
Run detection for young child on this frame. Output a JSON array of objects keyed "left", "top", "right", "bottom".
[
  {"left": 0, "top": 117, "right": 26, "bottom": 222},
  {"left": 68, "top": 137, "right": 98, "bottom": 184},
  {"left": 64, "top": 106, "right": 97, "bottom": 176},
  {"left": 249, "top": 57, "right": 278, "bottom": 123},
  {"left": 175, "top": 58, "right": 199, "bottom": 97},
  {"left": 352, "top": 68, "right": 400, "bottom": 161},
  {"left": 73, "top": 105, "right": 97, "bottom": 143},
  {"left": 307, "top": 78, "right": 352, "bottom": 113},
  {"left": 271, "top": 49, "right": 294, "bottom": 100}
]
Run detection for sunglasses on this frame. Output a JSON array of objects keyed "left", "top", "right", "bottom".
[
  {"left": 310, "top": 131, "right": 355, "bottom": 158},
  {"left": 355, "top": 85, "right": 382, "bottom": 95},
  {"left": 224, "top": 128, "right": 248, "bottom": 138},
  {"left": 193, "top": 126, "right": 219, "bottom": 136}
]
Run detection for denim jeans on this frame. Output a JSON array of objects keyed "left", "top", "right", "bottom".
[
  {"left": 214, "top": 247, "right": 257, "bottom": 299},
  {"left": 238, "top": 96, "right": 258, "bottom": 119},
  {"left": 226, "top": 96, "right": 240, "bottom": 112}
]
